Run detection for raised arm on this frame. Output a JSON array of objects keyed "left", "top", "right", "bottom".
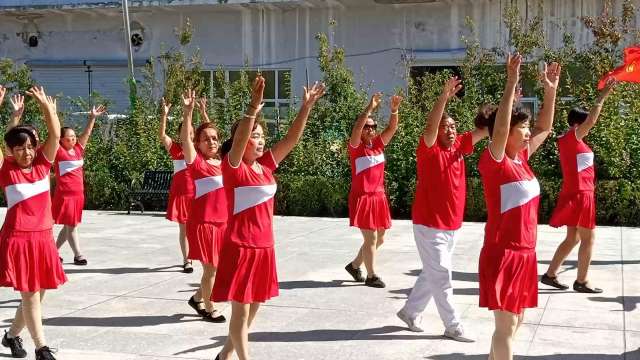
[
  {"left": 350, "top": 93, "right": 382, "bottom": 147},
  {"left": 228, "top": 76, "right": 265, "bottom": 167},
  {"left": 159, "top": 97, "right": 173, "bottom": 152},
  {"left": 489, "top": 53, "right": 522, "bottom": 161},
  {"left": 271, "top": 82, "right": 325, "bottom": 164},
  {"left": 423, "top": 77, "right": 463, "bottom": 147},
  {"left": 78, "top": 105, "right": 105, "bottom": 148},
  {"left": 196, "top": 97, "right": 211, "bottom": 124},
  {"left": 0, "top": 85, "right": 6, "bottom": 110},
  {"left": 7, "top": 94, "right": 25, "bottom": 131},
  {"left": 26, "top": 87, "right": 60, "bottom": 161},
  {"left": 576, "top": 79, "right": 616, "bottom": 141},
  {"left": 529, "top": 62, "right": 561, "bottom": 155},
  {"left": 180, "top": 89, "right": 198, "bottom": 164},
  {"left": 379, "top": 95, "right": 403, "bottom": 145}
]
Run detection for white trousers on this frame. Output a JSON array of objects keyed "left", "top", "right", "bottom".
[{"left": 401, "top": 224, "right": 460, "bottom": 331}]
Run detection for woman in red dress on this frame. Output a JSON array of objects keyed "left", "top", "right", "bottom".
[
  {"left": 211, "top": 76, "right": 325, "bottom": 360},
  {"left": 344, "top": 93, "right": 402, "bottom": 289},
  {"left": 159, "top": 98, "right": 195, "bottom": 273},
  {"left": 475, "top": 54, "right": 560, "bottom": 360},
  {"left": 179, "top": 89, "right": 226, "bottom": 322},
  {"left": 0, "top": 86, "right": 66, "bottom": 360},
  {"left": 53, "top": 105, "right": 105, "bottom": 266},
  {"left": 541, "top": 80, "right": 616, "bottom": 293}
]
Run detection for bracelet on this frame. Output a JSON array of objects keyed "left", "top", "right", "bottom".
[
  {"left": 243, "top": 113, "right": 257, "bottom": 119},
  {"left": 390, "top": 110, "right": 399, "bottom": 115},
  {"left": 248, "top": 103, "right": 258, "bottom": 110}
]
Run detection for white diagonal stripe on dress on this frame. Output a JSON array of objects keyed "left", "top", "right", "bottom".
[
  {"left": 233, "top": 184, "right": 277, "bottom": 215},
  {"left": 59, "top": 159, "right": 84, "bottom": 176},
  {"left": 194, "top": 175, "right": 223, "bottom": 198},
  {"left": 355, "top": 153, "right": 385, "bottom": 175},
  {"left": 173, "top": 159, "right": 187, "bottom": 174},
  {"left": 5, "top": 177, "right": 50, "bottom": 209},
  {"left": 577, "top": 152, "right": 594, "bottom": 173},
  {"left": 499, "top": 179, "right": 540, "bottom": 214}
]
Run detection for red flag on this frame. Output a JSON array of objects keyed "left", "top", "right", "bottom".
[{"left": 598, "top": 46, "right": 640, "bottom": 89}]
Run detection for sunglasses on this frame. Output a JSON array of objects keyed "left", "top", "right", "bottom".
[{"left": 363, "top": 124, "right": 378, "bottom": 131}]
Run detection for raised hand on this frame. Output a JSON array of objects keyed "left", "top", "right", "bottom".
[
  {"left": 26, "top": 86, "right": 49, "bottom": 106},
  {"left": 161, "top": 97, "right": 172, "bottom": 117},
  {"left": 0, "top": 85, "right": 6, "bottom": 106},
  {"left": 441, "top": 76, "right": 463, "bottom": 99},
  {"left": 249, "top": 75, "right": 266, "bottom": 114},
  {"left": 367, "top": 92, "right": 383, "bottom": 112},
  {"left": 181, "top": 89, "right": 196, "bottom": 112},
  {"left": 599, "top": 78, "right": 617, "bottom": 100},
  {"left": 10, "top": 94, "right": 24, "bottom": 116},
  {"left": 541, "top": 62, "right": 561, "bottom": 91},
  {"left": 302, "top": 81, "right": 326, "bottom": 108},
  {"left": 514, "top": 86, "right": 523, "bottom": 105},
  {"left": 506, "top": 53, "right": 522, "bottom": 84},
  {"left": 46, "top": 95, "right": 57, "bottom": 113},
  {"left": 390, "top": 94, "right": 403, "bottom": 112},
  {"left": 196, "top": 97, "right": 207, "bottom": 112},
  {"left": 89, "top": 105, "right": 107, "bottom": 119}
]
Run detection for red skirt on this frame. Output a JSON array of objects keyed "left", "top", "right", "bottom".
[
  {"left": 479, "top": 246, "right": 538, "bottom": 314},
  {"left": 211, "top": 242, "right": 279, "bottom": 304},
  {"left": 348, "top": 191, "right": 391, "bottom": 230},
  {"left": 549, "top": 191, "right": 596, "bottom": 230},
  {"left": 166, "top": 193, "right": 192, "bottom": 224},
  {"left": 187, "top": 221, "right": 225, "bottom": 267},
  {"left": 0, "top": 229, "right": 67, "bottom": 292},
  {"left": 52, "top": 192, "right": 84, "bottom": 226}
]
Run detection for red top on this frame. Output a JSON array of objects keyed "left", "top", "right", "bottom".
[
  {"left": 222, "top": 150, "right": 278, "bottom": 248},
  {"left": 54, "top": 143, "right": 84, "bottom": 196},
  {"left": 557, "top": 128, "right": 595, "bottom": 193},
  {"left": 412, "top": 132, "right": 474, "bottom": 230},
  {"left": 168, "top": 142, "right": 195, "bottom": 197},
  {"left": 348, "top": 135, "right": 386, "bottom": 195},
  {"left": 0, "top": 152, "right": 54, "bottom": 231},
  {"left": 187, "top": 154, "right": 227, "bottom": 223},
  {"left": 478, "top": 147, "right": 540, "bottom": 251}
]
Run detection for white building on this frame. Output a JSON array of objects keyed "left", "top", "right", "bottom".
[{"left": 0, "top": 0, "right": 634, "bottom": 119}]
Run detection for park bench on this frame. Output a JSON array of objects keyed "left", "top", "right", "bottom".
[{"left": 127, "top": 170, "right": 173, "bottom": 214}]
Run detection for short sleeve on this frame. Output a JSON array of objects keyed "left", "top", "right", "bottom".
[
  {"left": 33, "top": 150, "right": 53, "bottom": 175},
  {"left": 374, "top": 135, "right": 385, "bottom": 150},
  {"left": 258, "top": 150, "right": 278, "bottom": 172},
  {"left": 188, "top": 153, "right": 206, "bottom": 174},
  {"left": 169, "top": 142, "right": 182, "bottom": 159},
  {"left": 75, "top": 143, "right": 85, "bottom": 157},
  {"left": 457, "top": 132, "right": 474, "bottom": 156}
]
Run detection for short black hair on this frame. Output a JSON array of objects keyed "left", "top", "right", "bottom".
[
  {"left": 5, "top": 127, "right": 37, "bottom": 149},
  {"left": 567, "top": 108, "right": 589, "bottom": 127}
]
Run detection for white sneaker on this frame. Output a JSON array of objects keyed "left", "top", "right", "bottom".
[
  {"left": 396, "top": 309, "right": 424, "bottom": 332},
  {"left": 443, "top": 326, "right": 475, "bottom": 343}
]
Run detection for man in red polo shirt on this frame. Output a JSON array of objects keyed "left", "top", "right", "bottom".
[{"left": 396, "top": 77, "right": 488, "bottom": 342}]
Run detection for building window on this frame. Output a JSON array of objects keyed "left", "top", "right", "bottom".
[{"left": 201, "top": 69, "right": 292, "bottom": 135}]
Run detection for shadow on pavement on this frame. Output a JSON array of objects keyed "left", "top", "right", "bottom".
[
  {"left": 590, "top": 295, "right": 640, "bottom": 312},
  {"left": 278, "top": 280, "right": 354, "bottom": 290},
  {"left": 174, "top": 325, "right": 443, "bottom": 355},
  {"left": 40, "top": 314, "right": 200, "bottom": 327},
  {"left": 62, "top": 265, "right": 181, "bottom": 275},
  {"left": 427, "top": 349, "right": 638, "bottom": 359}
]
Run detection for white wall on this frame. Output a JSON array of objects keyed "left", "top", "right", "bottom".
[{"left": 0, "top": 0, "right": 635, "bottom": 113}]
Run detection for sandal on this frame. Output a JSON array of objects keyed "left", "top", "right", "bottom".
[
  {"left": 188, "top": 296, "right": 208, "bottom": 316},
  {"left": 73, "top": 256, "right": 88, "bottom": 266},
  {"left": 203, "top": 309, "right": 226, "bottom": 323},
  {"left": 573, "top": 280, "right": 603, "bottom": 293},
  {"left": 183, "top": 260, "right": 194, "bottom": 274},
  {"left": 540, "top": 273, "right": 569, "bottom": 290}
]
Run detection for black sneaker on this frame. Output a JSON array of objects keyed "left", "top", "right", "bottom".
[
  {"left": 345, "top": 263, "right": 364, "bottom": 282},
  {"left": 73, "top": 256, "right": 88, "bottom": 266},
  {"left": 2, "top": 331, "right": 27, "bottom": 358},
  {"left": 365, "top": 275, "right": 386, "bottom": 288},
  {"left": 573, "top": 280, "right": 603, "bottom": 293},
  {"left": 540, "top": 273, "right": 569, "bottom": 290},
  {"left": 35, "top": 346, "right": 56, "bottom": 360}
]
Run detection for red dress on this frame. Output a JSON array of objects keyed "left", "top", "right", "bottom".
[
  {"left": 186, "top": 154, "right": 227, "bottom": 266},
  {"left": 0, "top": 152, "right": 67, "bottom": 292},
  {"left": 549, "top": 128, "right": 596, "bottom": 229},
  {"left": 412, "top": 133, "right": 473, "bottom": 230},
  {"left": 478, "top": 147, "right": 540, "bottom": 314},
  {"left": 52, "top": 143, "right": 85, "bottom": 226},
  {"left": 348, "top": 135, "right": 391, "bottom": 230},
  {"left": 166, "top": 143, "right": 194, "bottom": 224},
  {"left": 212, "top": 151, "right": 279, "bottom": 304}
]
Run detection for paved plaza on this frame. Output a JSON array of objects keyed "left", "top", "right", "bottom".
[{"left": 0, "top": 210, "right": 638, "bottom": 360}]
